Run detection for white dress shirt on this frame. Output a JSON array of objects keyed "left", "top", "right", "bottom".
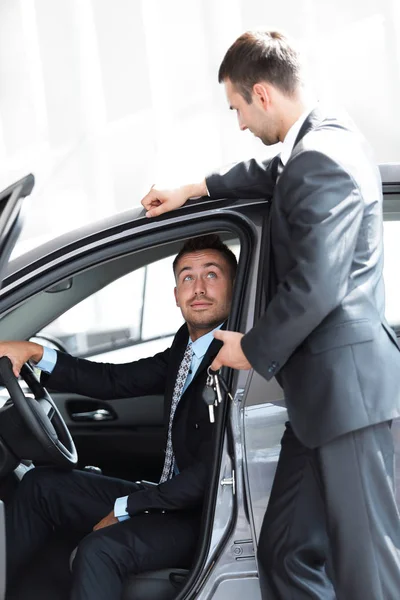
[{"left": 280, "top": 104, "right": 318, "bottom": 166}]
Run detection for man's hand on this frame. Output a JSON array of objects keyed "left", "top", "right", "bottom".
[
  {"left": 211, "top": 331, "right": 252, "bottom": 371},
  {"left": 141, "top": 180, "right": 208, "bottom": 218},
  {"left": 0, "top": 341, "right": 44, "bottom": 377},
  {"left": 93, "top": 510, "right": 118, "bottom": 531}
]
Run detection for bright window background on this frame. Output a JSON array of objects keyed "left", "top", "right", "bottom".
[
  {"left": 1, "top": 0, "right": 399, "bottom": 255},
  {"left": 1, "top": 0, "right": 400, "bottom": 328},
  {"left": 37, "top": 256, "right": 183, "bottom": 362}
]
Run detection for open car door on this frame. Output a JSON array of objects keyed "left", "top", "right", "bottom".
[
  {"left": 0, "top": 174, "right": 34, "bottom": 286},
  {"left": 0, "top": 174, "right": 35, "bottom": 600}
]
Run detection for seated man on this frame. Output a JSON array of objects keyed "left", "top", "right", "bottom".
[{"left": 0, "top": 234, "right": 237, "bottom": 600}]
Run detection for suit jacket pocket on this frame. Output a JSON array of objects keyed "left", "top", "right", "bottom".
[{"left": 308, "top": 319, "right": 375, "bottom": 354}]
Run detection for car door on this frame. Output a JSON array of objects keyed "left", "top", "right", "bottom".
[
  {"left": 0, "top": 174, "right": 35, "bottom": 600},
  {"left": 0, "top": 175, "right": 34, "bottom": 286},
  {"left": 0, "top": 193, "right": 257, "bottom": 599}
]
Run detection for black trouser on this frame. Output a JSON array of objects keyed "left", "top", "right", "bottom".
[
  {"left": 257, "top": 421, "right": 400, "bottom": 600},
  {"left": 6, "top": 467, "right": 200, "bottom": 600}
]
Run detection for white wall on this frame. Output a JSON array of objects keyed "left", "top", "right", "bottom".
[{"left": 1, "top": 0, "right": 399, "bottom": 254}]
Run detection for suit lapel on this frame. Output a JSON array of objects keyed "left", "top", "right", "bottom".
[
  {"left": 261, "top": 155, "right": 283, "bottom": 309},
  {"left": 262, "top": 107, "right": 326, "bottom": 309},
  {"left": 188, "top": 336, "right": 223, "bottom": 388}
]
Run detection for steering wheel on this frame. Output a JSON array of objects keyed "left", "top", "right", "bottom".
[{"left": 0, "top": 356, "right": 77, "bottom": 468}]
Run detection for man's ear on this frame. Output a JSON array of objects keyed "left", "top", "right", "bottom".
[
  {"left": 252, "top": 82, "right": 271, "bottom": 110},
  {"left": 174, "top": 287, "right": 179, "bottom": 307}
]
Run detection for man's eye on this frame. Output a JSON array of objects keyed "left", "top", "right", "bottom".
[
  {"left": 206, "top": 272, "right": 217, "bottom": 279},
  {"left": 183, "top": 275, "right": 193, "bottom": 281}
]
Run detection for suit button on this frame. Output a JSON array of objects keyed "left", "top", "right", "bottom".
[{"left": 194, "top": 423, "right": 199, "bottom": 429}]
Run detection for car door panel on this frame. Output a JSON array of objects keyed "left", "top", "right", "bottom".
[{"left": 51, "top": 392, "right": 165, "bottom": 482}]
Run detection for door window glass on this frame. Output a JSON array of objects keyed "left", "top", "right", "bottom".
[
  {"left": 37, "top": 242, "right": 240, "bottom": 362},
  {"left": 38, "top": 268, "right": 147, "bottom": 357}
]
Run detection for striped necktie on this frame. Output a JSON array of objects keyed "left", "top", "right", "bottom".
[{"left": 159, "top": 343, "right": 193, "bottom": 483}]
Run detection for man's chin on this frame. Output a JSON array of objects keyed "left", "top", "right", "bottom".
[
  {"left": 187, "top": 314, "right": 225, "bottom": 331},
  {"left": 259, "top": 135, "right": 275, "bottom": 146}
]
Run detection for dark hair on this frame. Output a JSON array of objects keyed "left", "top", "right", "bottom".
[
  {"left": 173, "top": 234, "right": 237, "bottom": 281},
  {"left": 218, "top": 30, "right": 303, "bottom": 103}
]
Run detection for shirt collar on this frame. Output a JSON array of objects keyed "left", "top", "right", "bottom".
[
  {"left": 280, "top": 104, "right": 318, "bottom": 166},
  {"left": 189, "top": 324, "right": 223, "bottom": 360}
]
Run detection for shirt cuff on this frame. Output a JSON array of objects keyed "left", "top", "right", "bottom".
[
  {"left": 114, "top": 495, "right": 130, "bottom": 521},
  {"left": 35, "top": 346, "right": 58, "bottom": 373}
]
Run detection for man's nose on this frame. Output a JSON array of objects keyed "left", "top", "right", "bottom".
[
  {"left": 238, "top": 115, "right": 247, "bottom": 131},
  {"left": 194, "top": 278, "right": 206, "bottom": 295}
]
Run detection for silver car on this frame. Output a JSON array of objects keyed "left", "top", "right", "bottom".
[{"left": 0, "top": 164, "right": 399, "bottom": 599}]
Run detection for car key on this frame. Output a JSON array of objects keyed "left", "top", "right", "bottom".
[
  {"left": 203, "top": 373, "right": 217, "bottom": 423},
  {"left": 208, "top": 370, "right": 219, "bottom": 403},
  {"left": 208, "top": 367, "right": 232, "bottom": 403},
  {"left": 207, "top": 367, "right": 220, "bottom": 406}
]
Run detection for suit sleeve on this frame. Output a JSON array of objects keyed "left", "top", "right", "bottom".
[
  {"left": 41, "top": 348, "right": 170, "bottom": 398},
  {"left": 241, "top": 150, "right": 363, "bottom": 380},
  {"left": 126, "top": 457, "right": 209, "bottom": 515},
  {"left": 126, "top": 406, "right": 215, "bottom": 514},
  {"left": 206, "top": 156, "right": 278, "bottom": 199}
]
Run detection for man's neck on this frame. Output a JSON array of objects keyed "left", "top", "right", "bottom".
[
  {"left": 188, "top": 324, "right": 221, "bottom": 342},
  {"left": 278, "top": 89, "right": 316, "bottom": 142}
]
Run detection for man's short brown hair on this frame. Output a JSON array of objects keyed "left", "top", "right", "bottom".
[
  {"left": 218, "top": 30, "right": 303, "bottom": 103},
  {"left": 173, "top": 234, "right": 237, "bottom": 281}
]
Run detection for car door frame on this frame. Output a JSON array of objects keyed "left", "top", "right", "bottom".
[{"left": 0, "top": 197, "right": 269, "bottom": 599}]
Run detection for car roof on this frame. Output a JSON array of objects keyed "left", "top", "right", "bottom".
[
  {"left": 5, "top": 162, "right": 400, "bottom": 283},
  {"left": 4, "top": 195, "right": 253, "bottom": 284}
]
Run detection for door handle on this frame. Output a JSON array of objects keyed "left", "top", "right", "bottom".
[{"left": 70, "top": 408, "right": 114, "bottom": 422}]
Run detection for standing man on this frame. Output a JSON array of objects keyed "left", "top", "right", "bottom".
[
  {"left": 141, "top": 30, "right": 400, "bottom": 600},
  {"left": 1, "top": 235, "right": 236, "bottom": 600}
]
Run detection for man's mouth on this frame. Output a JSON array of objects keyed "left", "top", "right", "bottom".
[{"left": 190, "top": 301, "right": 212, "bottom": 309}]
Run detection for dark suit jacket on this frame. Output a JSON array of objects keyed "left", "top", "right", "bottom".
[
  {"left": 42, "top": 323, "right": 222, "bottom": 515},
  {"left": 207, "top": 107, "right": 400, "bottom": 448}
]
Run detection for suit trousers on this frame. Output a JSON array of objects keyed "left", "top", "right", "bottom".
[
  {"left": 257, "top": 421, "right": 400, "bottom": 600},
  {"left": 6, "top": 467, "right": 200, "bottom": 600}
]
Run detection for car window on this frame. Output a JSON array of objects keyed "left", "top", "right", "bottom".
[
  {"left": 37, "top": 256, "right": 183, "bottom": 362},
  {"left": 383, "top": 219, "right": 400, "bottom": 328},
  {"left": 37, "top": 243, "right": 241, "bottom": 363}
]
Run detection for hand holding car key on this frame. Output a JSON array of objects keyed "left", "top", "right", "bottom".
[{"left": 203, "top": 367, "right": 233, "bottom": 423}]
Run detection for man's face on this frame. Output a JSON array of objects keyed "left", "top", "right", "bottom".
[
  {"left": 224, "top": 79, "right": 279, "bottom": 146},
  {"left": 174, "top": 249, "right": 233, "bottom": 339}
]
